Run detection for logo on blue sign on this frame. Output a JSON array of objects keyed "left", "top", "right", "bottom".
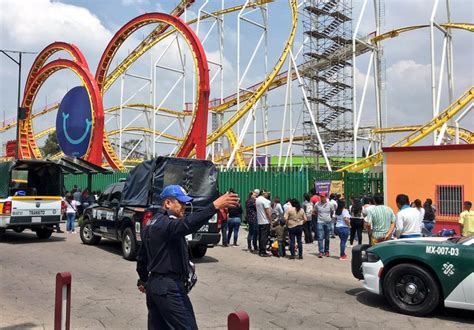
[{"left": 56, "top": 86, "right": 93, "bottom": 158}]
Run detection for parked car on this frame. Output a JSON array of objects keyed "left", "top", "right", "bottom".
[
  {"left": 352, "top": 236, "right": 474, "bottom": 316},
  {"left": 80, "top": 181, "right": 144, "bottom": 260},
  {"left": 80, "top": 157, "right": 221, "bottom": 260},
  {"left": 0, "top": 160, "right": 64, "bottom": 239}
]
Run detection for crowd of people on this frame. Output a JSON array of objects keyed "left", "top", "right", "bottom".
[
  {"left": 216, "top": 187, "right": 474, "bottom": 260},
  {"left": 59, "top": 185, "right": 100, "bottom": 234},
  {"left": 58, "top": 184, "right": 474, "bottom": 246}
]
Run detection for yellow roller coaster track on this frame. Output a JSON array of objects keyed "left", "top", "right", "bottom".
[
  {"left": 102, "top": 0, "right": 273, "bottom": 92},
  {"left": 223, "top": 128, "right": 246, "bottom": 168},
  {"left": 4, "top": 21, "right": 471, "bottom": 134},
  {"left": 191, "top": 0, "right": 298, "bottom": 155},
  {"left": 31, "top": 103, "right": 189, "bottom": 141},
  {"left": 213, "top": 136, "right": 307, "bottom": 163},
  {"left": 195, "top": 123, "right": 474, "bottom": 164},
  {"left": 47, "top": 127, "right": 184, "bottom": 161},
  {"left": 337, "top": 86, "right": 474, "bottom": 173},
  {"left": 372, "top": 126, "right": 474, "bottom": 144},
  {"left": 2, "top": 16, "right": 471, "bottom": 169},
  {"left": 371, "top": 23, "right": 474, "bottom": 43},
  {"left": 6, "top": 21, "right": 471, "bottom": 134},
  {"left": 120, "top": 136, "right": 309, "bottom": 166}
]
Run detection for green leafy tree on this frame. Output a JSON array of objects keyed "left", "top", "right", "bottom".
[
  {"left": 122, "top": 139, "right": 144, "bottom": 159},
  {"left": 40, "top": 132, "right": 61, "bottom": 157}
]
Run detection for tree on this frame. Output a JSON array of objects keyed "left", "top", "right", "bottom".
[
  {"left": 122, "top": 139, "right": 144, "bottom": 159},
  {"left": 40, "top": 132, "right": 61, "bottom": 157}
]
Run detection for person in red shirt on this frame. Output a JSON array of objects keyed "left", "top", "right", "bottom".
[
  {"left": 218, "top": 204, "right": 229, "bottom": 247},
  {"left": 309, "top": 188, "right": 320, "bottom": 240},
  {"left": 310, "top": 188, "right": 321, "bottom": 205}
]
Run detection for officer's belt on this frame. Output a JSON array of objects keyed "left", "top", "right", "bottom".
[{"left": 150, "top": 273, "right": 187, "bottom": 281}]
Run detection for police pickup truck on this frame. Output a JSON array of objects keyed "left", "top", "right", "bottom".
[
  {"left": 0, "top": 160, "right": 64, "bottom": 239},
  {"left": 352, "top": 236, "right": 474, "bottom": 316},
  {"left": 80, "top": 157, "right": 220, "bottom": 260}
]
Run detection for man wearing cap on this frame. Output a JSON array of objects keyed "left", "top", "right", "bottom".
[
  {"left": 136, "top": 185, "right": 238, "bottom": 329},
  {"left": 314, "top": 192, "right": 334, "bottom": 258},
  {"left": 256, "top": 190, "right": 273, "bottom": 257}
]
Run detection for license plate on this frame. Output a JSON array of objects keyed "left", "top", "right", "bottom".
[{"left": 32, "top": 217, "right": 41, "bottom": 223}]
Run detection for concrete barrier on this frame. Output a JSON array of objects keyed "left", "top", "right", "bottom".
[
  {"left": 54, "top": 272, "right": 72, "bottom": 330},
  {"left": 228, "top": 310, "right": 249, "bottom": 330}
]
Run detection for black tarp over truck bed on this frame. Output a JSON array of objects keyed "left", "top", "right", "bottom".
[{"left": 121, "top": 157, "right": 219, "bottom": 209}]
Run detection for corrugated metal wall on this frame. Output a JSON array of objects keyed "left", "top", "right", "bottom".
[
  {"left": 218, "top": 168, "right": 313, "bottom": 202},
  {"left": 344, "top": 172, "right": 383, "bottom": 199},
  {"left": 64, "top": 172, "right": 128, "bottom": 193},
  {"left": 63, "top": 169, "right": 383, "bottom": 200}
]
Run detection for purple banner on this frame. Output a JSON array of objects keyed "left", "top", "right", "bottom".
[{"left": 314, "top": 180, "right": 331, "bottom": 194}]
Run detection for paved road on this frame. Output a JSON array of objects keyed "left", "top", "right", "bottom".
[{"left": 0, "top": 227, "right": 473, "bottom": 329}]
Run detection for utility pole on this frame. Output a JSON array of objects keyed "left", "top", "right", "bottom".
[{"left": 0, "top": 49, "right": 36, "bottom": 159}]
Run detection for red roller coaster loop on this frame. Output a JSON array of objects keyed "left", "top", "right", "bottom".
[
  {"left": 23, "top": 42, "right": 90, "bottom": 159},
  {"left": 19, "top": 59, "right": 104, "bottom": 165},
  {"left": 20, "top": 13, "right": 208, "bottom": 168},
  {"left": 96, "top": 13, "right": 210, "bottom": 163}
]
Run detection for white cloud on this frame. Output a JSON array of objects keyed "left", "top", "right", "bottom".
[
  {"left": 0, "top": 0, "right": 111, "bottom": 58},
  {"left": 0, "top": 0, "right": 113, "bottom": 142},
  {"left": 122, "top": 0, "right": 150, "bottom": 7}
]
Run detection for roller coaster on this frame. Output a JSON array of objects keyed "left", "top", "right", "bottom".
[{"left": 1, "top": 0, "right": 473, "bottom": 172}]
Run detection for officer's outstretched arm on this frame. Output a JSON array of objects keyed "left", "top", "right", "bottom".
[
  {"left": 166, "top": 193, "right": 239, "bottom": 237},
  {"left": 166, "top": 204, "right": 217, "bottom": 237}
]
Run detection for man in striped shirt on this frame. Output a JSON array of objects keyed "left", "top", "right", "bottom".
[{"left": 365, "top": 193, "right": 396, "bottom": 245}]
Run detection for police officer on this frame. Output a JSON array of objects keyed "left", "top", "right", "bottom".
[{"left": 136, "top": 185, "right": 238, "bottom": 329}]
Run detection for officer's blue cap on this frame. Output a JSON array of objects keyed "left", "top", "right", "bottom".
[{"left": 160, "top": 185, "right": 193, "bottom": 203}]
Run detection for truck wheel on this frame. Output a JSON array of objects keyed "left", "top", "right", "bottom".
[
  {"left": 122, "top": 227, "right": 137, "bottom": 261},
  {"left": 80, "top": 220, "right": 101, "bottom": 245},
  {"left": 0, "top": 228, "right": 5, "bottom": 239},
  {"left": 13, "top": 227, "right": 25, "bottom": 233},
  {"left": 190, "top": 246, "right": 207, "bottom": 259},
  {"left": 383, "top": 263, "right": 440, "bottom": 316},
  {"left": 36, "top": 228, "right": 53, "bottom": 239}
]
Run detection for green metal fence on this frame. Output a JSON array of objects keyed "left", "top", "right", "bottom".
[
  {"left": 218, "top": 168, "right": 313, "bottom": 202},
  {"left": 344, "top": 172, "right": 383, "bottom": 199},
  {"left": 64, "top": 168, "right": 383, "bottom": 200},
  {"left": 64, "top": 172, "right": 128, "bottom": 193}
]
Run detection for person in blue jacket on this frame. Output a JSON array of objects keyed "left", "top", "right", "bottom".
[{"left": 136, "top": 184, "right": 238, "bottom": 330}]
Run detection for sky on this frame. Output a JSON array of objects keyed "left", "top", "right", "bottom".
[{"left": 0, "top": 0, "right": 473, "bottom": 161}]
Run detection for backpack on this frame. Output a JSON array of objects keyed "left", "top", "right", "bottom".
[
  {"left": 424, "top": 205, "right": 435, "bottom": 221},
  {"left": 438, "top": 228, "right": 456, "bottom": 237}
]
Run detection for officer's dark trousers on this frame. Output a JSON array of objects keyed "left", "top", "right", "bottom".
[{"left": 146, "top": 276, "right": 198, "bottom": 330}]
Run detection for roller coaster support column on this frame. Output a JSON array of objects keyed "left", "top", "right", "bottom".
[
  {"left": 430, "top": 0, "right": 440, "bottom": 143},
  {"left": 290, "top": 50, "right": 332, "bottom": 171},
  {"left": 351, "top": 0, "right": 368, "bottom": 162},
  {"left": 455, "top": 104, "right": 473, "bottom": 144}
]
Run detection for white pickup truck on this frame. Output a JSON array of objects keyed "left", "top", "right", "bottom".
[{"left": 0, "top": 160, "right": 65, "bottom": 239}]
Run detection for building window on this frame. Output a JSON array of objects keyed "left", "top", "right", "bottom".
[{"left": 436, "top": 185, "right": 464, "bottom": 216}]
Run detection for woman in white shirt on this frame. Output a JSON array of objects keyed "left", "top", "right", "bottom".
[
  {"left": 271, "top": 197, "right": 284, "bottom": 223},
  {"left": 413, "top": 199, "right": 425, "bottom": 229},
  {"left": 65, "top": 194, "right": 80, "bottom": 233},
  {"left": 335, "top": 199, "right": 351, "bottom": 260}
]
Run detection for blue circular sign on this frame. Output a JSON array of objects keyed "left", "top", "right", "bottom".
[{"left": 56, "top": 86, "right": 93, "bottom": 158}]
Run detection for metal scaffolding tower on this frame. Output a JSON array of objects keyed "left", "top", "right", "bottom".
[{"left": 301, "top": 0, "right": 353, "bottom": 169}]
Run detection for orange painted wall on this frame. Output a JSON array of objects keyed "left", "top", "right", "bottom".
[{"left": 384, "top": 145, "right": 474, "bottom": 222}]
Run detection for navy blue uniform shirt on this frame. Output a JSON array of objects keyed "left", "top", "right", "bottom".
[{"left": 136, "top": 204, "right": 217, "bottom": 283}]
